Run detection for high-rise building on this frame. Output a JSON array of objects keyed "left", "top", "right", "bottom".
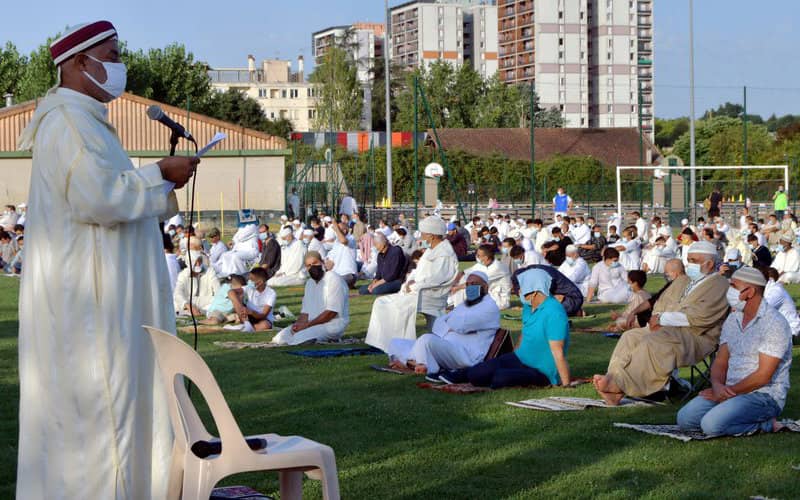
[
  {"left": 312, "top": 23, "right": 385, "bottom": 130},
  {"left": 498, "top": 0, "right": 654, "bottom": 138},
  {"left": 208, "top": 56, "right": 320, "bottom": 132},
  {"left": 389, "top": 0, "right": 498, "bottom": 79}
]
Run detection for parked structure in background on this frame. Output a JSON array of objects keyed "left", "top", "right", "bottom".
[
  {"left": 208, "top": 56, "right": 320, "bottom": 132},
  {"left": 389, "top": 0, "right": 499, "bottom": 79},
  {"left": 497, "top": 0, "right": 654, "bottom": 138},
  {"left": 312, "top": 23, "right": 386, "bottom": 130}
]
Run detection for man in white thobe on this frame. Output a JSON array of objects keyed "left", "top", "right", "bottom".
[
  {"left": 449, "top": 244, "right": 512, "bottom": 310},
  {"left": 388, "top": 271, "right": 501, "bottom": 374},
  {"left": 765, "top": 269, "right": 800, "bottom": 336},
  {"left": 16, "top": 21, "right": 197, "bottom": 500},
  {"left": 339, "top": 193, "right": 358, "bottom": 217},
  {"left": 772, "top": 234, "right": 800, "bottom": 283},
  {"left": 267, "top": 225, "right": 308, "bottom": 287},
  {"left": 559, "top": 245, "right": 591, "bottom": 297},
  {"left": 173, "top": 254, "right": 220, "bottom": 316},
  {"left": 366, "top": 216, "right": 458, "bottom": 352},
  {"left": 272, "top": 251, "right": 350, "bottom": 345},
  {"left": 215, "top": 223, "right": 260, "bottom": 277},
  {"left": 207, "top": 227, "right": 227, "bottom": 268},
  {"left": 586, "top": 248, "right": 631, "bottom": 304}
]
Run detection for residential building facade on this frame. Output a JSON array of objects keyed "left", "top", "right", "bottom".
[
  {"left": 209, "top": 56, "right": 320, "bottom": 132},
  {"left": 498, "top": 0, "right": 654, "bottom": 138}
]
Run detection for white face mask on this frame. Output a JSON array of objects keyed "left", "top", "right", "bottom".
[
  {"left": 726, "top": 287, "right": 745, "bottom": 311},
  {"left": 83, "top": 55, "right": 127, "bottom": 100}
]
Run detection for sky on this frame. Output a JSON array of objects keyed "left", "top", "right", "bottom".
[{"left": 3, "top": 0, "right": 800, "bottom": 119}]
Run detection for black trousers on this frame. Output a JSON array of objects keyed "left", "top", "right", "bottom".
[{"left": 446, "top": 352, "right": 550, "bottom": 389}]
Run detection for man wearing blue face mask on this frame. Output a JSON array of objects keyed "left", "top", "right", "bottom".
[
  {"left": 585, "top": 248, "right": 631, "bottom": 305},
  {"left": 15, "top": 21, "right": 201, "bottom": 499},
  {"left": 441, "top": 268, "right": 571, "bottom": 388},
  {"left": 594, "top": 240, "right": 730, "bottom": 405},
  {"left": 678, "top": 266, "right": 792, "bottom": 437},
  {"left": 449, "top": 244, "right": 512, "bottom": 310},
  {"left": 388, "top": 271, "right": 500, "bottom": 376}
]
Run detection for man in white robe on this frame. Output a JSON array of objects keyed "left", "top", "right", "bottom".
[
  {"left": 272, "top": 251, "right": 349, "bottom": 345},
  {"left": 586, "top": 248, "right": 631, "bottom": 304},
  {"left": 267, "top": 225, "right": 308, "bottom": 287},
  {"left": 765, "top": 268, "right": 800, "bottom": 336},
  {"left": 16, "top": 22, "right": 197, "bottom": 499},
  {"left": 772, "top": 234, "right": 800, "bottom": 283},
  {"left": 366, "top": 216, "right": 458, "bottom": 352},
  {"left": 449, "top": 244, "right": 512, "bottom": 310},
  {"left": 173, "top": 253, "right": 220, "bottom": 316},
  {"left": 388, "top": 271, "right": 501, "bottom": 374},
  {"left": 207, "top": 227, "right": 227, "bottom": 268},
  {"left": 559, "top": 245, "right": 591, "bottom": 296},
  {"left": 215, "top": 224, "right": 259, "bottom": 277}
]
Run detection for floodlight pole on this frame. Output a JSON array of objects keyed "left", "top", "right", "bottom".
[
  {"left": 385, "top": 0, "right": 393, "bottom": 204},
  {"left": 688, "top": 0, "right": 697, "bottom": 221},
  {"left": 530, "top": 83, "right": 536, "bottom": 215}
]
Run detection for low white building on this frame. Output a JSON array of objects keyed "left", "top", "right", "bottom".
[{"left": 209, "top": 56, "right": 320, "bottom": 132}]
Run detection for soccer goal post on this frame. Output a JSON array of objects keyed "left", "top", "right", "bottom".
[{"left": 615, "top": 165, "right": 790, "bottom": 221}]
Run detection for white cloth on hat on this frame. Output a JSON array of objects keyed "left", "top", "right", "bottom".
[
  {"left": 278, "top": 226, "right": 293, "bottom": 238},
  {"left": 687, "top": 241, "right": 718, "bottom": 256},
  {"left": 732, "top": 266, "right": 767, "bottom": 286},
  {"left": 323, "top": 216, "right": 332, "bottom": 223},
  {"left": 780, "top": 233, "right": 793, "bottom": 243},
  {"left": 466, "top": 269, "right": 489, "bottom": 284},
  {"left": 658, "top": 226, "right": 671, "bottom": 236},
  {"left": 681, "top": 218, "right": 689, "bottom": 226},
  {"left": 302, "top": 228, "right": 314, "bottom": 236},
  {"left": 280, "top": 215, "right": 288, "bottom": 221},
  {"left": 725, "top": 248, "right": 741, "bottom": 261},
  {"left": 565, "top": 244, "right": 578, "bottom": 254},
  {"left": 419, "top": 216, "right": 447, "bottom": 236}
]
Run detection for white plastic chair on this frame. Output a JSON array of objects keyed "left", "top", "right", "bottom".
[{"left": 144, "top": 326, "right": 340, "bottom": 500}]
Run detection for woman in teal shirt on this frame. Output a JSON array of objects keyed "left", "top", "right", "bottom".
[{"left": 440, "top": 268, "right": 571, "bottom": 388}]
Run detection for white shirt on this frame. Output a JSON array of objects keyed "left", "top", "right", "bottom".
[
  {"left": 328, "top": 239, "right": 358, "bottom": 276},
  {"left": 244, "top": 285, "right": 277, "bottom": 322},
  {"left": 559, "top": 257, "right": 591, "bottom": 287},
  {"left": 571, "top": 223, "right": 591, "bottom": 245},
  {"left": 765, "top": 279, "right": 800, "bottom": 335},
  {"left": 288, "top": 194, "right": 300, "bottom": 215},
  {"left": 432, "top": 295, "right": 501, "bottom": 364},
  {"left": 589, "top": 262, "right": 628, "bottom": 295},
  {"left": 339, "top": 196, "right": 358, "bottom": 216},
  {"left": 635, "top": 218, "right": 649, "bottom": 243},
  {"left": 208, "top": 240, "right": 227, "bottom": 266},
  {"left": 302, "top": 271, "right": 349, "bottom": 326},
  {"left": 773, "top": 247, "right": 800, "bottom": 274},
  {"left": 165, "top": 253, "right": 180, "bottom": 291}
]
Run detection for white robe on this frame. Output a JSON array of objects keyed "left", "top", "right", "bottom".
[
  {"left": 616, "top": 239, "right": 642, "bottom": 271},
  {"left": 365, "top": 239, "right": 458, "bottom": 351},
  {"left": 16, "top": 88, "right": 174, "bottom": 500},
  {"left": 642, "top": 245, "right": 675, "bottom": 274},
  {"left": 173, "top": 268, "right": 220, "bottom": 314},
  {"left": 589, "top": 262, "right": 631, "bottom": 304},
  {"left": 559, "top": 257, "right": 591, "bottom": 296},
  {"left": 267, "top": 239, "right": 308, "bottom": 287},
  {"left": 450, "top": 260, "right": 512, "bottom": 310},
  {"left": 208, "top": 240, "right": 228, "bottom": 268},
  {"left": 272, "top": 271, "right": 350, "bottom": 345},
  {"left": 388, "top": 295, "right": 501, "bottom": 373},
  {"left": 773, "top": 248, "right": 800, "bottom": 283},
  {"left": 216, "top": 224, "right": 259, "bottom": 277},
  {"left": 765, "top": 280, "right": 800, "bottom": 335}
]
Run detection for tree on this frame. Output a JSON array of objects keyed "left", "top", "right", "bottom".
[
  {"left": 654, "top": 117, "right": 689, "bottom": 149},
  {"left": 122, "top": 43, "right": 210, "bottom": 110},
  {"left": 309, "top": 46, "right": 362, "bottom": 131},
  {"left": 473, "top": 76, "right": 525, "bottom": 128},
  {"left": 0, "top": 42, "right": 26, "bottom": 105},
  {"left": 16, "top": 40, "right": 57, "bottom": 102},
  {"left": 370, "top": 56, "right": 404, "bottom": 131}
]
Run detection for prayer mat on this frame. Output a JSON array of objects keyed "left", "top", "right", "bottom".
[
  {"left": 506, "top": 396, "right": 659, "bottom": 411},
  {"left": 211, "top": 485, "right": 273, "bottom": 499},
  {"left": 214, "top": 337, "right": 364, "bottom": 350},
  {"left": 613, "top": 420, "right": 800, "bottom": 442},
  {"left": 286, "top": 347, "right": 382, "bottom": 358},
  {"left": 416, "top": 382, "right": 491, "bottom": 394},
  {"left": 370, "top": 364, "right": 413, "bottom": 375}
]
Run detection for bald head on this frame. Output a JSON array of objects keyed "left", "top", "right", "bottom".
[{"left": 664, "top": 259, "right": 685, "bottom": 282}]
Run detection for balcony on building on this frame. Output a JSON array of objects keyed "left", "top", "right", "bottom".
[
  {"left": 500, "top": 5, "right": 515, "bottom": 19},
  {"left": 209, "top": 69, "right": 265, "bottom": 84},
  {"left": 638, "top": 58, "right": 653, "bottom": 66},
  {"left": 638, "top": 16, "right": 652, "bottom": 27},
  {"left": 638, "top": 29, "right": 652, "bottom": 39},
  {"left": 638, "top": 42, "right": 653, "bottom": 54},
  {"left": 520, "top": 27, "right": 533, "bottom": 40},
  {"left": 638, "top": 69, "right": 653, "bottom": 79}
]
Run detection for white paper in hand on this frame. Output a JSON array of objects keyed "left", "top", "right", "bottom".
[{"left": 196, "top": 132, "right": 227, "bottom": 158}]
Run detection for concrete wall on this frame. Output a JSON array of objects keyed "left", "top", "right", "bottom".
[{"left": 0, "top": 155, "right": 285, "bottom": 212}]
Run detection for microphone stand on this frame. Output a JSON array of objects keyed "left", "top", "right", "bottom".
[{"left": 169, "top": 129, "right": 181, "bottom": 157}]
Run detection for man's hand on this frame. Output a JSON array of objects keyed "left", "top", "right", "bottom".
[
  {"left": 648, "top": 314, "right": 661, "bottom": 331},
  {"left": 292, "top": 321, "right": 308, "bottom": 333},
  {"left": 405, "top": 280, "right": 415, "bottom": 293},
  {"left": 157, "top": 156, "right": 199, "bottom": 190},
  {"left": 325, "top": 259, "right": 335, "bottom": 271}
]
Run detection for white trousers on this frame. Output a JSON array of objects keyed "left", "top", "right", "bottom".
[
  {"left": 779, "top": 271, "right": 800, "bottom": 284},
  {"left": 271, "top": 320, "right": 346, "bottom": 345},
  {"left": 388, "top": 334, "right": 474, "bottom": 374},
  {"left": 598, "top": 286, "right": 631, "bottom": 305},
  {"left": 267, "top": 273, "right": 307, "bottom": 287}
]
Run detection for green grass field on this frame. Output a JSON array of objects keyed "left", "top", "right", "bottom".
[{"left": 1, "top": 274, "right": 799, "bottom": 499}]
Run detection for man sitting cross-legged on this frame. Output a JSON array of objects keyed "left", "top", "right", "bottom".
[
  {"left": 677, "top": 266, "right": 793, "bottom": 437},
  {"left": 271, "top": 251, "right": 350, "bottom": 345},
  {"left": 228, "top": 268, "right": 277, "bottom": 331},
  {"left": 593, "top": 241, "right": 729, "bottom": 405},
  {"left": 440, "top": 268, "right": 570, "bottom": 388},
  {"left": 387, "top": 271, "right": 500, "bottom": 375}
]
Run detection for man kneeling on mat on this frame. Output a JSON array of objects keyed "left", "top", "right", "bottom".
[
  {"left": 387, "top": 270, "right": 500, "bottom": 375},
  {"left": 439, "top": 268, "right": 571, "bottom": 388}
]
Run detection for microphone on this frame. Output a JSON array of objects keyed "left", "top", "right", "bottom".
[{"left": 146, "top": 105, "right": 196, "bottom": 143}]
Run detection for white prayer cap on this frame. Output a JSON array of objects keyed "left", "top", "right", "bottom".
[
  {"left": 302, "top": 228, "right": 314, "bottom": 236},
  {"left": 450, "top": 215, "right": 457, "bottom": 222},
  {"left": 49, "top": 21, "right": 118, "bottom": 66},
  {"left": 725, "top": 248, "right": 741, "bottom": 260},
  {"left": 687, "top": 241, "right": 717, "bottom": 256},
  {"left": 490, "top": 212, "right": 497, "bottom": 217},
  {"left": 731, "top": 266, "right": 767, "bottom": 287},
  {"left": 280, "top": 215, "right": 288, "bottom": 221},
  {"left": 323, "top": 216, "right": 332, "bottom": 223},
  {"left": 658, "top": 226, "right": 671, "bottom": 236},
  {"left": 465, "top": 270, "right": 489, "bottom": 284},
  {"left": 681, "top": 218, "right": 689, "bottom": 226},
  {"left": 508, "top": 229, "right": 523, "bottom": 240},
  {"left": 278, "top": 226, "right": 293, "bottom": 238},
  {"left": 292, "top": 219, "right": 300, "bottom": 225},
  {"left": 419, "top": 216, "right": 447, "bottom": 236},
  {"left": 565, "top": 244, "right": 578, "bottom": 254},
  {"left": 17, "top": 203, "right": 26, "bottom": 209},
  {"left": 780, "top": 233, "right": 794, "bottom": 243}
]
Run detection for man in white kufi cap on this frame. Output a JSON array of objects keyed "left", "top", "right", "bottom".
[
  {"left": 366, "top": 216, "right": 458, "bottom": 352},
  {"left": 267, "top": 224, "right": 308, "bottom": 287},
  {"left": 16, "top": 20, "right": 198, "bottom": 499},
  {"left": 594, "top": 240, "right": 730, "bottom": 405}
]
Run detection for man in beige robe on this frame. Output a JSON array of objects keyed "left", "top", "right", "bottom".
[{"left": 594, "top": 243, "right": 730, "bottom": 404}]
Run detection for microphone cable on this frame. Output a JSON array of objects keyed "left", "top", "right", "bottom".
[{"left": 183, "top": 140, "right": 200, "bottom": 355}]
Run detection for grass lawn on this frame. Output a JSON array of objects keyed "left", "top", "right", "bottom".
[{"left": 1, "top": 273, "right": 799, "bottom": 499}]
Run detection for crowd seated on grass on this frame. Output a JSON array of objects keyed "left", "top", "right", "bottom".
[
  {"left": 359, "top": 232, "right": 407, "bottom": 296},
  {"left": 387, "top": 270, "right": 500, "bottom": 376},
  {"left": 585, "top": 247, "right": 630, "bottom": 305},
  {"left": 449, "top": 244, "right": 512, "bottom": 310},
  {"left": 228, "top": 267, "right": 277, "bottom": 332},
  {"left": 266, "top": 225, "right": 307, "bottom": 287},
  {"left": 173, "top": 253, "right": 219, "bottom": 317}
]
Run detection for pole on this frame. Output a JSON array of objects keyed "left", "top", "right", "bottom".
[
  {"left": 743, "top": 85, "right": 748, "bottom": 200},
  {"left": 220, "top": 192, "right": 224, "bottom": 237},
  {"left": 384, "top": 0, "right": 393, "bottom": 203},
  {"left": 638, "top": 79, "right": 644, "bottom": 213},
  {"left": 530, "top": 83, "right": 536, "bottom": 214},
  {"left": 688, "top": 0, "right": 697, "bottom": 222},
  {"left": 414, "top": 76, "right": 419, "bottom": 229},
  {"left": 616, "top": 166, "right": 622, "bottom": 218}
]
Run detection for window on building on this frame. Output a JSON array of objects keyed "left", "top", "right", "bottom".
[
  {"left": 607, "top": 51, "right": 612, "bottom": 60},
  {"left": 559, "top": 51, "right": 564, "bottom": 60},
  {"left": 270, "top": 112, "right": 275, "bottom": 119},
  {"left": 560, "top": 77, "right": 566, "bottom": 85},
  {"left": 608, "top": 39, "right": 613, "bottom": 48},
  {"left": 607, "top": 66, "right": 612, "bottom": 74},
  {"left": 281, "top": 89, "right": 287, "bottom": 98},
  {"left": 607, "top": 104, "right": 612, "bottom": 112},
  {"left": 580, "top": 117, "right": 585, "bottom": 125},
  {"left": 631, "top": 105, "right": 636, "bottom": 113},
  {"left": 629, "top": 53, "right": 634, "bottom": 61},
  {"left": 559, "top": 37, "right": 564, "bottom": 46},
  {"left": 558, "top": 11, "right": 563, "bottom": 19}
]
